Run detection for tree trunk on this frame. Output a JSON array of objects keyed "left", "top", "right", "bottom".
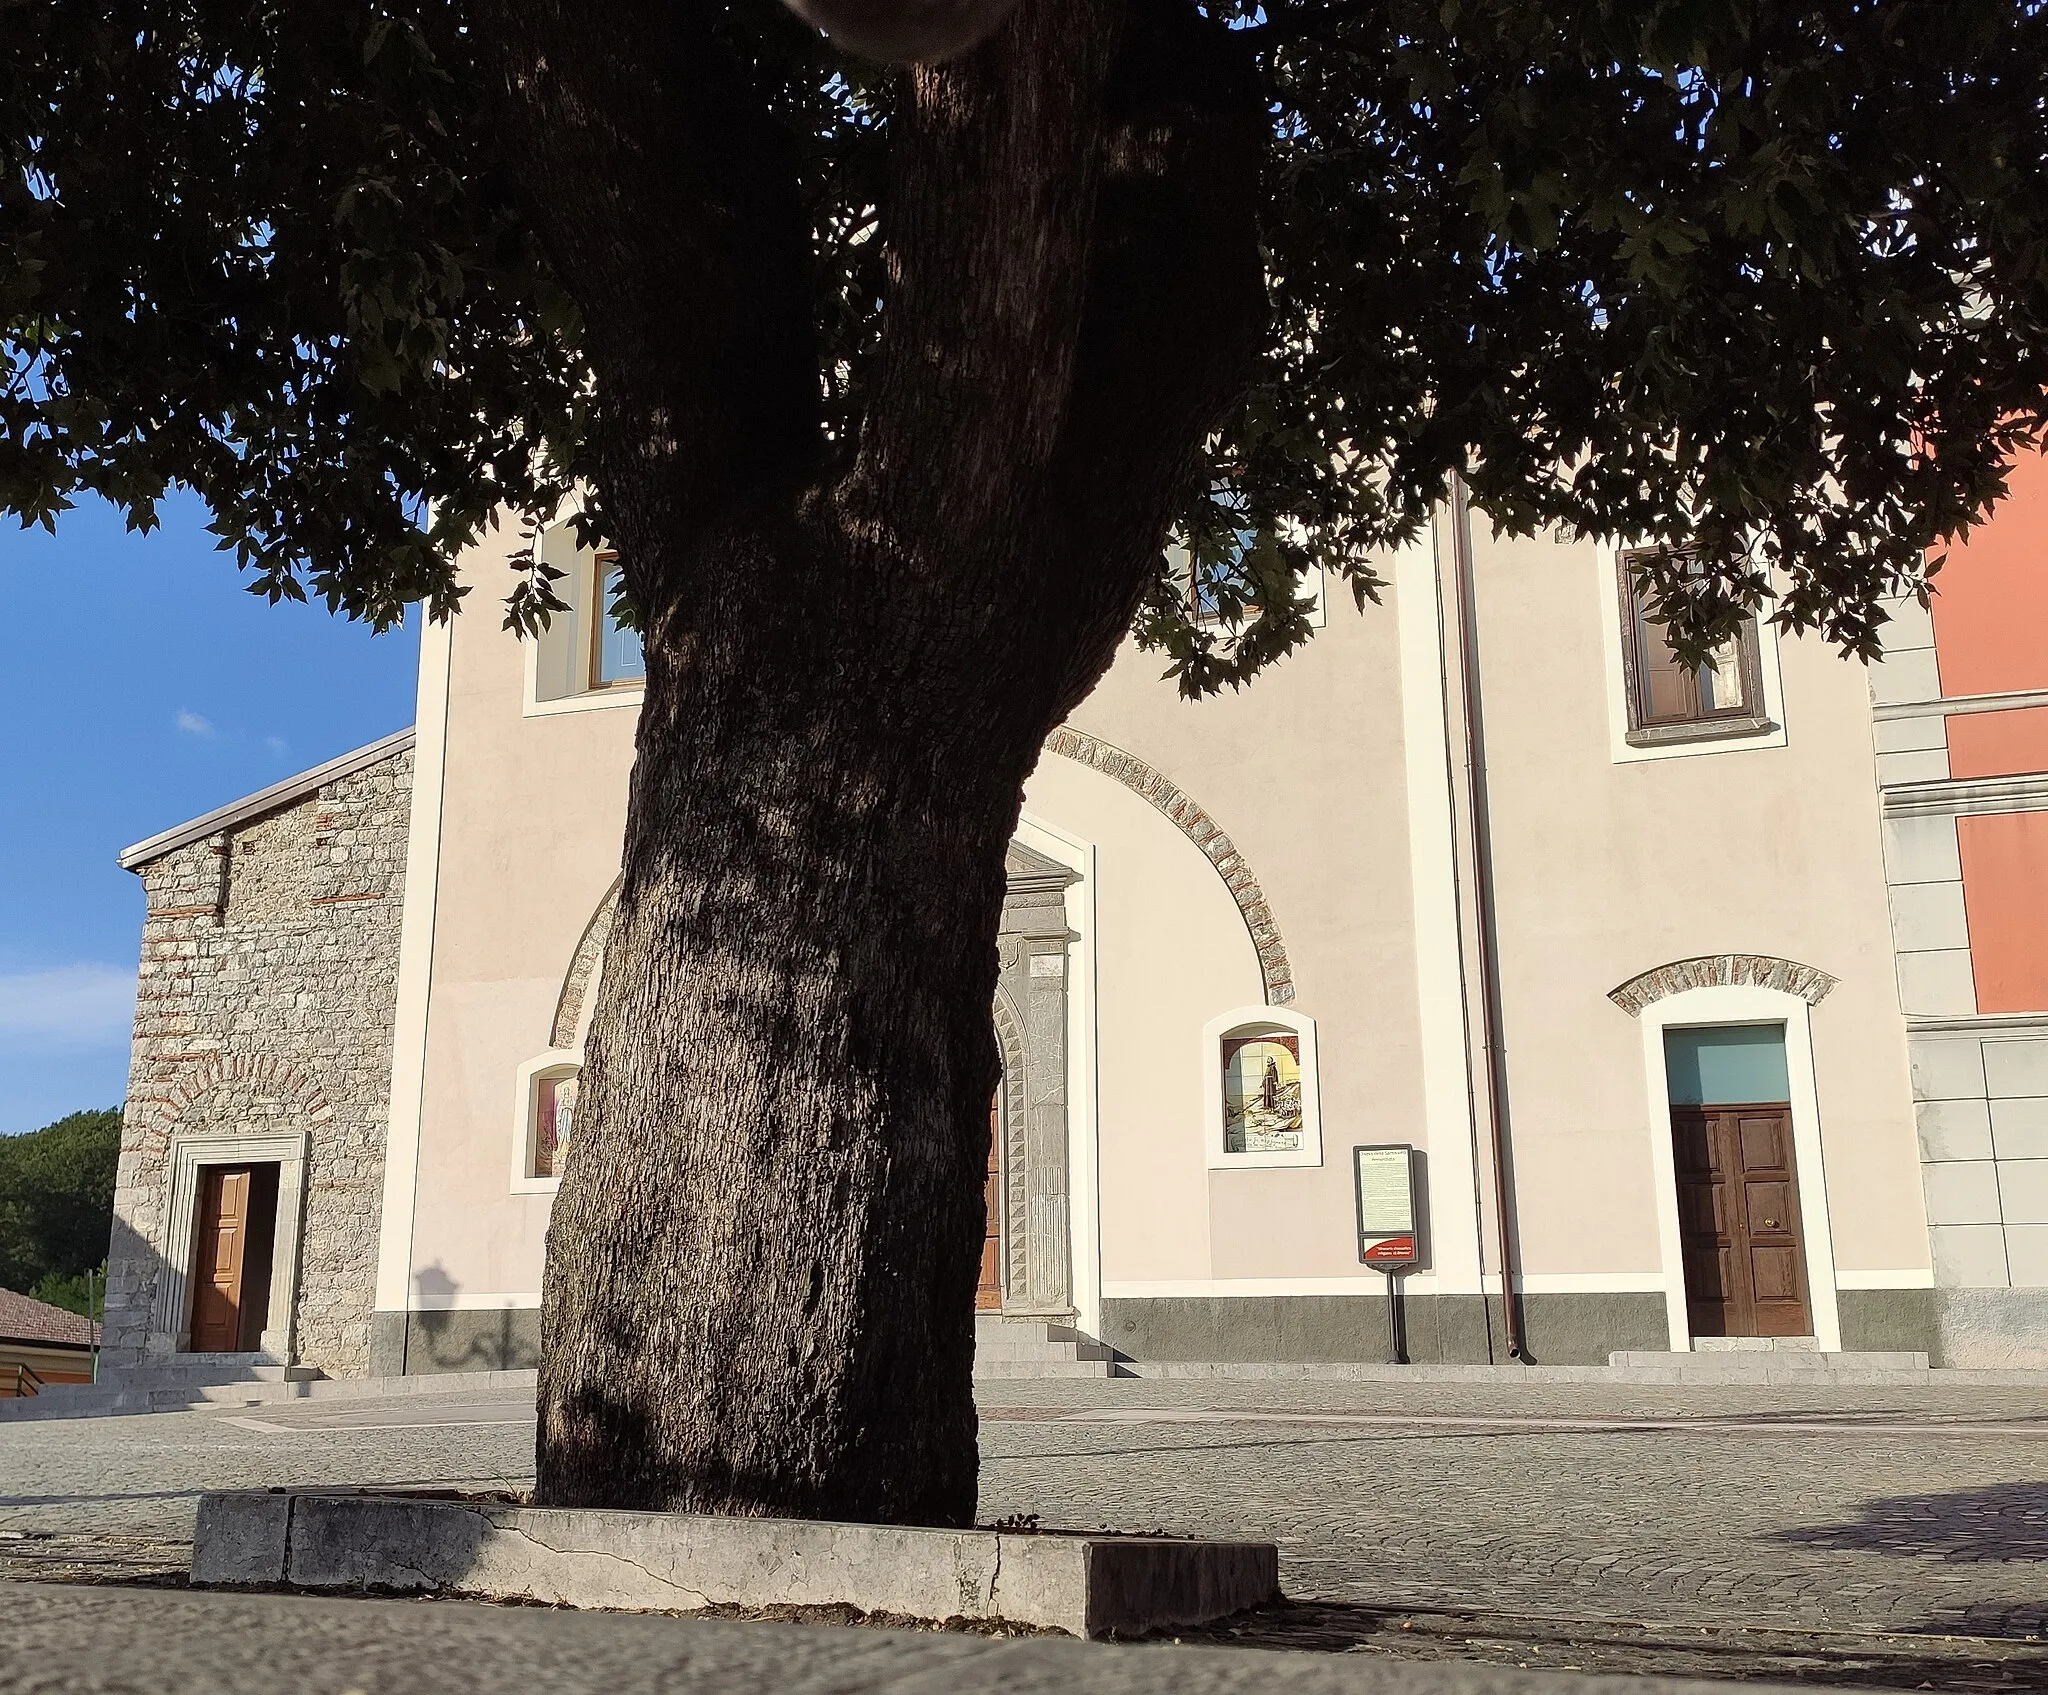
[
  {"left": 495, "top": 0, "right": 1267, "bottom": 1523},
  {"left": 535, "top": 534, "right": 1042, "bottom": 1521}
]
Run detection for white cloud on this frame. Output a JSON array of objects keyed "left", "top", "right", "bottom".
[
  {"left": 264, "top": 735, "right": 289, "bottom": 755},
  {"left": 175, "top": 709, "right": 214, "bottom": 736},
  {"left": 0, "top": 964, "right": 136, "bottom": 1046}
]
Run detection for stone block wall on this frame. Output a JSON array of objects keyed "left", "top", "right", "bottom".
[
  {"left": 102, "top": 744, "right": 412, "bottom": 1378},
  {"left": 1909, "top": 1022, "right": 2048, "bottom": 1364}
]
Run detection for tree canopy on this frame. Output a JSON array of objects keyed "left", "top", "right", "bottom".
[
  {"left": 7, "top": 0, "right": 2045, "bottom": 682},
  {"left": 0, "top": 1108, "right": 121, "bottom": 1316}
]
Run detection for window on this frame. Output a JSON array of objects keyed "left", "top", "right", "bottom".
[
  {"left": 590, "top": 552, "right": 645, "bottom": 688},
  {"left": 1618, "top": 549, "right": 1770, "bottom": 746},
  {"left": 526, "top": 527, "right": 647, "bottom": 713}
]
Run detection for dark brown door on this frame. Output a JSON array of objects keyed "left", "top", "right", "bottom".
[
  {"left": 977, "top": 1094, "right": 1003, "bottom": 1310},
  {"left": 1673, "top": 1103, "right": 1812, "bottom": 1337},
  {"left": 189, "top": 1166, "right": 253, "bottom": 1352}
]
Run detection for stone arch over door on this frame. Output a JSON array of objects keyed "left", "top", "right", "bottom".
[
  {"left": 549, "top": 848, "right": 1081, "bottom": 1320},
  {"left": 1608, "top": 953, "right": 1838, "bottom": 1017}
]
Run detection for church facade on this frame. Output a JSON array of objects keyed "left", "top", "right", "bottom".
[{"left": 99, "top": 472, "right": 2048, "bottom": 1378}]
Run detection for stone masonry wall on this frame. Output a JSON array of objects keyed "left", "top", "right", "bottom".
[{"left": 102, "top": 745, "right": 412, "bottom": 1377}]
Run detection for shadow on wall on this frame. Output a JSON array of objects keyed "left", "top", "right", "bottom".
[
  {"left": 409, "top": 1263, "right": 539, "bottom": 1374},
  {"left": 96, "top": 1213, "right": 168, "bottom": 1372}
]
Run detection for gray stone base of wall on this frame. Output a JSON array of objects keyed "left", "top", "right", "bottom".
[
  {"left": 1928, "top": 1288, "right": 2048, "bottom": 1368},
  {"left": 1833, "top": 1288, "right": 2048, "bottom": 1366},
  {"left": 1837, "top": 1289, "right": 1939, "bottom": 1356},
  {"left": 371, "top": 1309, "right": 540, "bottom": 1378},
  {"left": 1101, "top": 1293, "right": 1671, "bottom": 1367},
  {"left": 371, "top": 1290, "right": 2010, "bottom": 1375}
]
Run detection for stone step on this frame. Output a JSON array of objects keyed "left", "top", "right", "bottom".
[
  {"left": 1609, "top": 1349, "right": 1930, "bottom": 1375},
  {"left": 99, "top": 1361, "right": 326, "bottom": 1389},
  {"left": 972, "top": 1315, "right": 1117, "bottom": 1373},
  {"left": 972, "top": 1357, "right": 1119, "bottom": 1379},
  {"left": 972, "top": 1338, "right": 1118, "bottom": 1363}
]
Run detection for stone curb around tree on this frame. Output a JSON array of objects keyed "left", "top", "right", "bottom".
[{"left": 192, "top": 1489, "right": 1280, "bottom": 1639}]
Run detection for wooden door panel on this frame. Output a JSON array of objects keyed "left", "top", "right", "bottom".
[
  {"left": 189, "top": 1167, "right": 251, "bottom": 1354},
  {"left": 1677, "top": 1180, "right": 1722, "bottom": 1236},
  {"left": 977, "top": 1094, "right": 1003, "bottom": 1311},
  {"left": 1671, "top": 1117, "right": 1716, "bottom": 1175},
  {"left": 1743, "top": 1180, "right": 1796, "bottom": 1233},
  {"left": 1738, "top": 1114, "right": 1792, "bottom": 1170},
  {"left": 1748, "top": 1245, "right": 1804, "bottom": 1301},
  {"left": 1671, "top": 1102, "right": 1812, "bottom": 1340},
  {"left": 1682, "top": 1246, "right": 1729, "bottom": 1299}
]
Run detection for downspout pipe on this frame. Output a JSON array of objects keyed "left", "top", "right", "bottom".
[{"left": 1447, "top": 471, "right": 1526, "bottom": 1362}]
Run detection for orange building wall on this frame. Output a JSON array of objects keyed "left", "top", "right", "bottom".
[
  {"left": 1948, "top": 706, "right": 2048, "bottom": 780},
  {"left": 1929, "top": 446, "right": 2048, "bottom": 698},
  {"left": 1957, "top": 811, "right": 2048, "bottom": 1014}
]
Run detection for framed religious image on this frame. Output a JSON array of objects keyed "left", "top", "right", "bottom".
[{"left": 1222, "top": 1031, "right": 1304, "bottom": 1154}]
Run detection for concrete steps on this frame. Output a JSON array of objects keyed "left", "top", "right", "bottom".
[
  {"left": 0, "top": 1360, "right": 328, "bottom": 1421},
  {"left": 972, "top": 1316, "right": 1118, "bottom": 1378}
]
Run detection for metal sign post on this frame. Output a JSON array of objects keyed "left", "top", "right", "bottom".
[{"left": 1354, "top": 1145, "right": 1420, "bottom": 1365}]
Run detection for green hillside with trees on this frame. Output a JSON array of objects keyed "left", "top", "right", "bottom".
[{"left": 0, "top": 1108, "right": 121, "bottom": 1319}]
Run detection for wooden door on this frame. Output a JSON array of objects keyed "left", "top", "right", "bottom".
[
  {"left": 189, "top": 1166, "right": 254, "bottom": 1352},
  {"left": 977, "top": 1094, "right": 1003, "bottom": 1310},
  {"left": 1672, "top": 1104, "right": 1812, "bottom": 1337}
]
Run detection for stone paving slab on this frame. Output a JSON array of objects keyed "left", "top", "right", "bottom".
[
  {"left": 0, "top": 1580, "right": 1825, "bottom": 1695},
  {"left": 7, "top": 1376, "right": 2048, "bottom": 1685}
]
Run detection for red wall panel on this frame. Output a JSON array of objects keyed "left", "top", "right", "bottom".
[
  {"left": 1958, "top": 811, "right": 2048, "bottom": 1014},
  {"left": 1930, "top": 447, "right": 2048, "bottom": 698},
  {"left": 1947, "top": 707, "right": 2048, "bottom": 780}
]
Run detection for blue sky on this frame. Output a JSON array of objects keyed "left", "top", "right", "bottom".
[{"left": 0, "top": 492, "right": 421, "bottom": 1134}]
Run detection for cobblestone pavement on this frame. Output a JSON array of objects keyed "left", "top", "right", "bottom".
[{"left": 5, "top": 1376, "right": 2048, "bottom": 1687}]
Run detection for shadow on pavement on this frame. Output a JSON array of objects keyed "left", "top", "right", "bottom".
[
  {"left": 1776, "top": 1482, "right": 2048, "bottom": 1563},
  {"left": 1175, "top": 1600, "right": 2048, "bottom": 1690}
]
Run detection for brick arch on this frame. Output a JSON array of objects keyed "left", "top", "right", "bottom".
[
  {"left": 156, "top": 1052, "right": 333, "bottom": 1126},
  {"left": 550, "top": 876, "right": 622, "bottom": 1050},
  {"left": 1608, "top": 953, "right": 1839, "bottom": 1018},
  {"left": 1045, "top": 725, "right": 1294, "bottom": 1005}
]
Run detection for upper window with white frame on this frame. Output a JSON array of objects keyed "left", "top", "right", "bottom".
[
  {"left": 529, "top": 526, "right": 646, "bottom": 712},
  {"left": 1617, "top": 548, "right": 1771, "bottom": 747}
]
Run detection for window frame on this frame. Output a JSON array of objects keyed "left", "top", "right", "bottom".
[
  {"left": 586, "top": 549, "right": 646, "bottom": 693},
  {"left": 1616, "top": 548, "right": 1772, "bottom": 748}
]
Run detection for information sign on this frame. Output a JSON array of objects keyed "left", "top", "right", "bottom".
[{"left": 1354, "top": 1144, "right": 1419, "bottom": 1268}]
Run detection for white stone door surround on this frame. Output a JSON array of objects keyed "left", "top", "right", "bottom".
[
  {"left": 1628, "top": 977, "right": 1844, "bottom": 1353},
  {"left": 153, "top": 1131, "right": 311, "bottom": 1362}
]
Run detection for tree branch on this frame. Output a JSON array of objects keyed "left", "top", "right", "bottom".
[
  {"left": 1235, "top": 0, "right": 1379, "bottom": 44},
  {"left": 1032, "top": 0, "right": 1269, "bottom": 716},
  {"left": 470, "top": 0, "right": 820, "bottom": 580},
  {"left": 838, "top": 0, "right": 1127, "bottom": 570}
]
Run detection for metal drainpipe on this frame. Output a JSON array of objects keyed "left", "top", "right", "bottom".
[{"left": 1447, "top": 471, "right": 1526, "bottom": 1362}]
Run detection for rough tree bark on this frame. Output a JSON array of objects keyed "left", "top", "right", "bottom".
[{"left": 476, "top": 0, "right": 1265, "bottom": 1522}]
